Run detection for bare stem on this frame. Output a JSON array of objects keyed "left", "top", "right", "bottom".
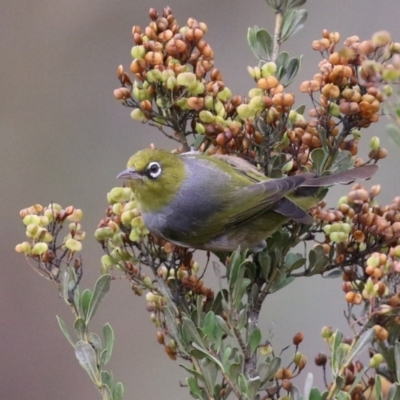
[{"left": 272, "top": 11, "right": 284, "bottom": 62}]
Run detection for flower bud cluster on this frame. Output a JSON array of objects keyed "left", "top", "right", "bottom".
[{"left": 16, "top": 203, "right": 84, "bottom": 281}]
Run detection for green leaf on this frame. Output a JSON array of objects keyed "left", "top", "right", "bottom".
[
  {"left": 395, "top": 341, "right": 400, "bottom": 382},
  {"left": 192, "top": 342, "right": 225, "bottom": 372},
  {"left": 237, "top": 373, "right": 248, "bottom": 396},
  {"left": 331, "top": 330, "right": 343, "bottom": 376},
  {"left": 187, "top": 376, "right": 203, "bottom": 399},
  {"left": 310, "top": 388, "right": 322, "bottom": 400},
  {"left": 102, "top": 323, "right": 114, "bottom": 365},
  {"left": 101, "top": 371, "right": 112, "bottom": 389},
  {"left": 256, "top": 29, "right": 273, "bottom": 60},
  {"left": 285, "top": 56, "right": 301, "bottom": 86},
  {"left": 75, "top": 340, "right": 101, "bottom": 385},
  {"left": 113, "top": 382, "right": 124, "bottom": 400},
  {"left": 215, "top": 315, "right": 232, "bottom": 337},
  {"left": 324, "top": 269, "right": 342, "bottom": 279},
  {"left": 271, "top": 275, "right": 295, "bottom": 292},
  {"left": 56, "top": 316, "right": 74, "bottom": 347},
  {"left": 228, "top": 248, "right": 245, "bottom": 287},
  {"left": 311, "top": 148, "right": 328, "bottom": 174},
  {"left": 203, "top": 311, "right": 216, "bottom": 339},
  {"left": 88, "top": 332, "right": 102, "bottom": 355},
  {"left": 80, "top": 289, "right": 92, "bottom": 319},
  {"left": 193, "top": 134, "right": 206, "bottom": 150},
  {"left": 233, "top": 277, "right": 251, "bottom": 309},
  {"left": 249, "top": 328, "right": 262, "bottom": 356},
  {"left": 86, "top": 274, "right": 111, "bottom": 323},
  {"left": 258, "top": 252, "right": 271, "bottom": 281},
  {"left": 247, "top": 376, "right": 261, "bottom": 400},
  {"left": 296, "top": 104, "right": 306, "bottom": 115},
  {"left": 345, "top": 328, "right": 374, "bottom": 366},
  {"left": 290, "top": 385, "right": 301, "bottom": 400},
  {"left": 285, "top": 252, "right": 306, "bottom": 272},
  {"left": 281, "top": 9, "right": 308, "bottom": 42},
  {"left": 74, "top": 317, "right": 86, "bottom": 341},
  {"left": 259, "top": 357, "right": 281, "bottom": 387},
  {"left": 200, "top": 357, "right": 218, "bottom": 395},
  {"left": 182, "top": 317, "right": 204, "bottom": 348},
  {"left": 62, "top": 268, "right": 70, "bottom": 304},
  {"left": 331, "top": 150, "right": 353, "bottom": 172},
  {"left": 247, "top": 27, "right": 260, "bottom": 60},
  {"left": 288, "top": 0, "right": 306, "bottom": 8},
  {"left": 387, "top": 383, "right": 400, "bottom": 400},
  {"left": 375, "top": 375, "right": 383, "bottom": 400},
  {"left": 387, "top": 123, "right": 400, "bottom": 148},
  {"left": 349, "top": 367, "right": 368, "bottom": 394}
]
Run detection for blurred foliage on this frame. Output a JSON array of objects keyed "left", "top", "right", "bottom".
[{"left": 15, "top": 0, "right": 400, "bottom": 399}]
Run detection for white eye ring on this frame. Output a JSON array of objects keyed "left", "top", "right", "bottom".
[{"left": 147, "top": 161, "right": 162, "bottom": 179}]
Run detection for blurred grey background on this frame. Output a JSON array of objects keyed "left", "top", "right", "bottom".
[{"left": 1, "top": 1, "right": 399, "bottom": 399}]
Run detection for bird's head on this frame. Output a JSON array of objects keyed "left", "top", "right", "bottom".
[{"left": 117, "top": 148, "right": 185, "bottom": 211}]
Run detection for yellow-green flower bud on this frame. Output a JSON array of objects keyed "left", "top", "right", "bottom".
[
  {"left": 143, "top": 275, "right": 153, "bottom": 288},
  {"left": 146, "top": 69, "right": 162, "bottom": 83},
  {"left": 26, "top": 223, "right": 39, "bottom": 238},
  {"left": 121, "top": 210, "right": 135, "bottom": 226},
  {"left": 217, "top": 87, "right": 232, "bottom": 102},
  {"left": 188, "top": 81, "right": 205, "bottom": 95},
  {"left": 199, "top": 110, "right": 215, "bottom": 123},
  {"left": 176, "top": 98, "right": 189, "bottom": 110},
  {"left": 214, "top": 99, "right": 226, "bottom": 118},
  {"left": 329, "top": 231, "right": 348, "bottom": 243},
  {"left": 248, "top": 88, "right": 264, "bottom": 98},
  {"left": 94, "top": 227, "right": 114, "bottom": 241},
  {"left": 382, "top": 84, "right": 393, "bottom": 96},
  {"left": 101, "top": 254, "right": 115, "bottom": 269},
  {"left": 261, "top": 62, "right": 277, "bottom": 77},
  {"left": 161, "top": 69, "right": 174, "bottom": 82},
  {"left": 352, "top": 129, "right": 361, "bottom": 139},
  {"left": 131, "top": 45, "right": 145, "bottom": 59},
  {"left": 177, "top": 72, "right": 197, "bottom": 87},
  {"left": 23, "top": 214, "right": 40, "bottom": 226},
  {"left": 32, "top": 242, "right": 48, "bottom": 255},
  {"left": 131, "top": 216, "right": 145, "bottom": 228},
  {"left": 41, "top": 232, "right": 53, "bottom": 243},
  {"left": 204, "top": 95, "right": 214, "bottom": 110},
  {"left": 327, "top": 102, "right": 340, "bottom": 117},
  {"left": 129, "top": 228, "right": 141, "bottom": 242},
  {"left": 369, "top": 353, "right": 385, "bottom": 368},
  {"left": 130, "top": 108, "right": 147, "bottom": 122},
  {"left": 337, "top": 196, "right": 348, "bottom": 206},
  {"left": 236, "top": 104, "right": 253, "bottom": 119},
  {"left": 249, "top": 96, "right": 264, "bottom": 112},
  {"left": 323, "top": 224, "right": 332, "bottom": 235},
  {"left": 112, "top": 203, "right": 122, "bottom": 216},
  {"left": 253, "top": 66, "right": 261, "bottom": 80},
  {"left": 321, "top": 326, "right": 333, "bottom": 339},
  {"left": 15, "top": 241, "right": 31, "bottom": 255},
  {"left": 195, "top": 123, "right": 205, "bottom": 134},
  {"left": 367, "top": 255, "right": 380, "bottom": 268},
  {"left": 370, "top": 136, "right": 380, "bottom": 150},
  {"left": 65, "top": 238, "right": 82, "bottom": 252},
  {"left": 166, "top": 76, "right": 177, "bottom": 90}
]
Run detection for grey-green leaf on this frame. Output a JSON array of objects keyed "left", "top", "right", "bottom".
[
  {"left": 256, "top": 29, "right": 273, "bottom": 60},
  {"left": 75, "top": 340, "right": 101, "bottom": 385},
  {"left": 86, "top": 274, "right": 111, "bottom": 323},
  {"left": 345, "top": 328, "right": 374, "bottom": 366},
  {"left": 103, "top": 323, "right": 114, "bottom": 365},
  {"left": 56, "top": 316, "right": 75, "bottom": 347},
  {"left": 249, "top": 328, "right": 262, "bottom": 356},
  {"left": 80, "top": 288, "right": 92, "bottom": 319},
  {"left": 113, "top": 382, "right": 124, "bottom": 400},
  {"left": 395, "top": 341, "right": 400, "bottom": 382},
  {"left": 74, "top": 317, "right": 86, "bottom": 341}
]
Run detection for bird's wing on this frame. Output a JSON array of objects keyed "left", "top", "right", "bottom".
[{"left": 226, "top": 174, "right": 312, "bottom": 228}]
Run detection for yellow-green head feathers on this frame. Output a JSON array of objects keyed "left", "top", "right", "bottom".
[{"left": 121, "top": 148, "right": 185, "bottom": 212}]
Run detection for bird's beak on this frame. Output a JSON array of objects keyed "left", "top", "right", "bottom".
[{"left": 116, "top": 167, "right": 141, "bottom": 180}]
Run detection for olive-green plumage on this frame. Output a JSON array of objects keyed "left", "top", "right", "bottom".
[{"left": 117, "top": 148, "right": 377, "bottom": 252}]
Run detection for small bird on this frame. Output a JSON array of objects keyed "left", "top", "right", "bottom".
[{"left": 117, "top": 148, "right": 377, "bottom": 252}]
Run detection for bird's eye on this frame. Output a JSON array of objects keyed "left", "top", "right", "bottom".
[{"left": 146, "top": 161, "right": 162, "bottom": 179}]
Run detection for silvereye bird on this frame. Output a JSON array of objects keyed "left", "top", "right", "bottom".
[{"left": 117, "top": 148, "right": 377, "bottom": 252}]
